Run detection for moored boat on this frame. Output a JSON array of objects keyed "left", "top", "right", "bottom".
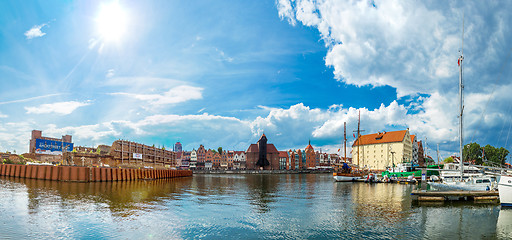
[
  {"left": 498, "top": 175, "right": 512, "bottom": 207},
  {"left": 333, "top": 172, "right": 363, "bottom": 182},
  {"left": 333, "top": 162, "right": 364, "bottom": 182},
  {"left": 428, "top": 175, "right": 497, "bottom": 191}
]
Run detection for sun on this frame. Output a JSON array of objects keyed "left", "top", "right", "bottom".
[{"left": 96, "top": 1, "right": 128, "bottom": 43}]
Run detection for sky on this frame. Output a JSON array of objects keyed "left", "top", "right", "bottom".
[{"left": 1, "top": 0, "right": 512, "bottom": 163}]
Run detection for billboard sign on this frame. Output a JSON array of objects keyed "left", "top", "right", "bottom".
[
  {"left": 35, "top": 138, "right": 73, "bottom": 155},
  {"left": 133, "top": 153, "right": 143, "bottom": 159}
]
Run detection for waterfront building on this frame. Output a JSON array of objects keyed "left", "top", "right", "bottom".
[
  {"left": 205, "top": 161, "right": 213, "bottom": 170},
  {"left": 197, "top": 145, "right": 206, "bottom": 163},
  {"left": 305, "top": 141, "right": 316, "bottom": 169},
  {"left": 181, "top": 151, "right": 191, "bottom": 169},
  {"left": 220, "top": 151, "right": 228, "bottom": 169},
  {"left": 174, "top": 142, "right": 182, "bottom": 152},
  {"left": 301, "top": 151, "right": 306, "bottom": 169},
  {"left": 351, "top": 129, "right": 413, "bottom": 171},
  {"left": 206, "top": 149, "right": 214, "bottom": 169},
  {"left": 29, "top": 130, "right": 73, "bottom": 155},
  {"left": 197, "top": 145, "right": 206, "bottom": 169},
  {"left": 176, "top": 151, "right": 182, "bottom": 168},
  {"left": 411, "top": 135, "right": 418, "bottom": 164},
  {"left": 190, "top": 149, "right": 197, "bottom": 169},
  {"left": 279, "top": 151, "right": 288, "bottom": 170},
  {"left": 227, "top": 151, "right": 234, "bottom": 169},
  {"left": 418, "top": 141, "right": 425, "bottom": 166},
  {"left": 246, "top": 134, "right": 280, "bottom": 170},
  {"left": 233, "top": 151, "right": 246, "bottom": 169},
  {"left": 287, "top": 149, "right": 301, "bottom": 170},
  {"left": 340, "top": 156, "right": 352, "bottom": 163},
  {"left": 111, "top": 140, "right": 177, "bottom": 167},
  {"left": 213, "top": 151, "right": 221, "bottom": 169},
  {"left": 73, "top": 145, "right": 110, "bottom": 154},
  {"left": 318, "top": 152, "right": 332, "bottom": 167}
]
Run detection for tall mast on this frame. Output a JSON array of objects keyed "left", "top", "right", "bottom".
[
  {"left": 344, "top": 122, "right": 347, "bottom": 162},
  {"left": 357, "top": 111, "right": 360, "bottom": 167},
  {"left": 459, "top": 15, "right": 465, "bottom": 180},
  {"left": 437, "top": 143, "right": 440, "bottom": 165}
]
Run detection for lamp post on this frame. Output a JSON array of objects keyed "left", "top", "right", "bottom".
[{"left": 391, "top": 151, "right": 396, "bottom": 172}]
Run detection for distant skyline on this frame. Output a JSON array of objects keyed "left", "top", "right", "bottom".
[{"left": 1, "top": 0, "right": 512, "bottom": 163}]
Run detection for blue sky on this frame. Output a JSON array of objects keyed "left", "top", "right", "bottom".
[{"left": 1, "top": 0, "right": 512, "bottom": 163}]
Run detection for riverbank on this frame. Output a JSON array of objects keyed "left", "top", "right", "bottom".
[{"left": 192, "top": 169, "right": 333, "bottom": 174}]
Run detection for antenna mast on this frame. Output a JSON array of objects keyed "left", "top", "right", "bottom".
[{"left": 459, "top": 13, "right": 465, "bottom": 180}]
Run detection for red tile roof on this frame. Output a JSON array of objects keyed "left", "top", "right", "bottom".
[
  {"left": 246, "top": 143, "right": 279, "bottom": 153},
  {"left": 353, "top": 130, "right": 407, "bottom": 146},
  {"left": 279, "top": 151, "right": 288, "bottom": 158},
  {"left": 247, "top": 144, "right": 258, "bottom": 152}
]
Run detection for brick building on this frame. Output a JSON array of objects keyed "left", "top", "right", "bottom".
[
  {"left": 110, "top": 140, "right": 177, "bottom": 167},
  {"left": 305, "top": 141, "right": 316, "bottom": 169},
  {"left": 246, "top": 134, "right": 280, "bottom": 170},
  {"left": 29, "top": 130, "right": 73, "bottom": 155}
]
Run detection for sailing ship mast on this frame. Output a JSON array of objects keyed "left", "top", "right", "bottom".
[
  {"left": 344, "top": 122, "right": 347, "bottom": 162},
  {"left": 354, "top": 110, "right": 364, "bottom": 167},
  {"left": 458, "top": 16, "right": 465, "bottom": 181}
]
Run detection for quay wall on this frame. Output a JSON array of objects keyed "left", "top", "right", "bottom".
[
  {"left": 193, "top": 169, "right": 333, "bottom": 174},
  {"left": 0, "top": 164, "right": 192, "bottom": 182}
]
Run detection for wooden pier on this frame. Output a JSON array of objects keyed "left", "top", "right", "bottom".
[{"left": 411, "top": 190, "right": 499, "bottom": 203}]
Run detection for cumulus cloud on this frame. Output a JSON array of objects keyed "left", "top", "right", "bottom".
[
  {"left": 111, "top": 85, "right": 203, "bottom": 105},
  {"left": 276, "top": 1, "right": 511, "bottom": 98},
  {"left": 24, "top": 24, "right": 48, "bottom": 39},
  {"left": 275, "top": 0, "right": 512, "bottom": 157},
  {"left": 25, "top": 101, "right": 91, "bottom": 115}
]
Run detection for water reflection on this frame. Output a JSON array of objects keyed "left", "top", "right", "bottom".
[
  {"left": 0, "top": 174, "right": 506, "bottom": 239},
  {"left": 245, "top": 174, "right": 280, "bottom": 213},
  {"left": 497, "top": 209, "right": 512, "bottom": 239},
  {"left": 2, "top": 176, "right": 194, "bottom": 214}
]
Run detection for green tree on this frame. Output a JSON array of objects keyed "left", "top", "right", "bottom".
[
  {"left": 443, "top": 156, "right": 454, "bottom": 163},
  {"left": 218, "top": 147, "right": 223, "bottom": 154},
  {"left": 425, "top": 156, "right": 435, "bottom": 164},
  {"left": 463, "top": 142, "right": 482, "bottom": 164},
  {"left": 211, "top": 149, "right": 218, "bottom": 154},
  {"left": 483, "top": 144, "right": 509, "bottom": 166}
]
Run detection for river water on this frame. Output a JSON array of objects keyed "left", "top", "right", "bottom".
[{"left": 0, "top": 174, "right": 510, "bottom": 239}]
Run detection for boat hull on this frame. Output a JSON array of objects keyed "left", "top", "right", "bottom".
[
  {"left": 333, "top": 174, "right": 362, "bottom": 182},
  {"left": 498, "top": 175, "right": 512, "bottom": 207},
  {"left": 428, "top": 181, "right": 491, "bottom": 191}
]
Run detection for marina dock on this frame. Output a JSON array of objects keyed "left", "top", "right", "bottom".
[{"left": 411, "top": 189, "right": 499, "bottom": 202}]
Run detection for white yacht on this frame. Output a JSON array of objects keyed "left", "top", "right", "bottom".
[
  {"left": 429, "top": 175, "right": 497, "bottom": 191},
  {"left": 498, "top": 175, "right": 512, "bottom": 207},
  {"left": 438, "top": 162, "right": 484, "bottom": 182}
]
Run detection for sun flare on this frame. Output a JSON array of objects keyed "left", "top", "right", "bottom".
[{"left": 96, "top": 1, "right": 128, "bottom": 42}]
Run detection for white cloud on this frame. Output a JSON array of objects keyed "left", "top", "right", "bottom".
[
  {"left": 24, "top": 24, "right": 48, "bottom": 39},
  {"left": 276, "top": 0, "right": 469, "bottom": 97},
  {"left": 25, "top": 101, "right": 91, "bottom": 115},
  {"left": 106, "top": 69, "right": 115, "bottom": 78},
  {"left": 111, "top": 85, "right": 203, "bottom": 105},
  {"left": 216, "top": 48, "right": 234, "bottom": 62},
  {"left": 45, "top": 123, "right": 120, "bottom": 142}
]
